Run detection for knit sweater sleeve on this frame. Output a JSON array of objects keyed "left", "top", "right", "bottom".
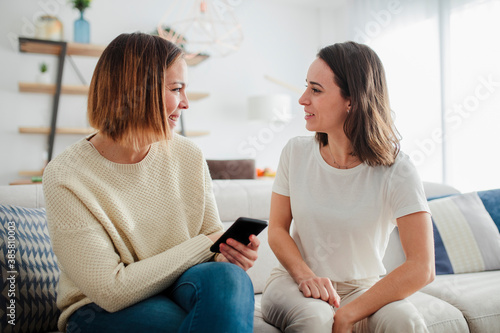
[
  {"left": 44, "top": 136, "right": 228, "bottom": 318},
  {"left": 199, "top": 160, "right": 225, "bottom": 236},
  {"left": 45, "top": 182, "right": 214, "bottom": 313}
]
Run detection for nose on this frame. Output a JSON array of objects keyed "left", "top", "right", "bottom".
[
  {"left": 179, "top": 90, "right": 189, "bottom": 110},
  {"left": 298, "top": 89, "right": 308, "bottom": 106}
]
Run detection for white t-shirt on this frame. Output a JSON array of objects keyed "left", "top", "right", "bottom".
[{"left": 272, "top": 136, "right": 430, "bottom": 282}]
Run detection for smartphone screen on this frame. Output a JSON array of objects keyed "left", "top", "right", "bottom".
[{"left": 210, "top": 217, "right": 268, "bottom": 253}]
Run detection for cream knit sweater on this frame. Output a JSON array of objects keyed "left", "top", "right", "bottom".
[{"left": 43, "top": 134, "right": 223, "bottom": 332}]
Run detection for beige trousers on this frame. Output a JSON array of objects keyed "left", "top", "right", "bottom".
[{"left": 261, "top": 272, "right": 428, "bottom": 333}]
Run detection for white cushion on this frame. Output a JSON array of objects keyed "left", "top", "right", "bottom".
[
  {"left": 254, "top": 294, "right": 281, "bottom": 333},
  {"left": 406, "top": 292, "right": 469, "bottom": 332},
  {"left": 421, "top": 270, "right": 500, "bottom": 332}
]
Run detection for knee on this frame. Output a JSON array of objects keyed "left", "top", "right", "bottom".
[
  {"left": 369, "top": 302, "right": 428, "bottom": 333},
  {"left": 267, "top": 298, "right": 333, "bottom": 333},
  {"left": 281, "top": 301, "right": 333, "bottom": 333},
  {"left": 215, "top": 262, "right": 254, "bottom": 297},
  {"left": 202, "top": 263, "right": 255, "bottom": 321},
  {"left": 195, "top": 262, "right": 254, "bottom": 300},
  {"left": 296, "top": 302, "right": 334, "bottom": 331}
]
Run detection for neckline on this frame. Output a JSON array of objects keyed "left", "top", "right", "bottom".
[
  {"left": 82, "top": 134, "right": 161, "bottom": 174},
  {"left": 313, "top": 139, "right": 366, "bottom": 175}
]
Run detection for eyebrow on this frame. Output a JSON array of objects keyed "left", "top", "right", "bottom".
[
  {"left": 167, "top": 81, "right": 186, "bottom": 87},
  {"left": 306, "top": 79, "right": 324, "bottom": 89}
]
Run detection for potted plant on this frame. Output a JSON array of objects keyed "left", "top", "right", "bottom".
[
  {"left": 37, "top": 62, "right": 50, "bottom": 84},
  {"left": 71, "top": 0, "right": 92, "bottom": 43},
  {"left": 71, "top": 0, "right": 92, "bottom": 12}
]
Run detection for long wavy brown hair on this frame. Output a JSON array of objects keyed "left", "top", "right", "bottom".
[{"left": 316, "top": 41, "right": 400, "bottom": 166}]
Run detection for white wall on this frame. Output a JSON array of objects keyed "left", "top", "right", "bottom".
[
  {"left": 0, "top": 0, "right": 320, "bottom": 185},
  {"left": 6, "top": 1, "right": 494, "bottom": 192}
]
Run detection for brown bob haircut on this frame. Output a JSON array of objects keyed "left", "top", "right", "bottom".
[
  {"left": 88, "top": 32, "right": 182, "bottom": 148},
  {"left": 316, "top": 41, "right": 400, "bottom": 166}
]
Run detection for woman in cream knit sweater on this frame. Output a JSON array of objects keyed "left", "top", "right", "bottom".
[{"left": 43, "top": 33, "right": 259, "bottom": 333}]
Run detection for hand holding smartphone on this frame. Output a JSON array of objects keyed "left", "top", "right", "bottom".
[{"left": 210, "top": 217, "right": 268, "bottom": 253}]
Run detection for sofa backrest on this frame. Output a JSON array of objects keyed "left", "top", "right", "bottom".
[
  {"left": 212, "top": 180, "right": 461, "bottom": 290},
  {"left": 0, "top": 180, "right": 461, "bottom": 293},
  {"left": 212, "top": 179, "right": 274, "bottom": 222},
  {"left": 0, "top": 180, "right": 460, "bottom": 218},
  {"left": 0, "top": 184, "right": 45, "bottom": 208}
]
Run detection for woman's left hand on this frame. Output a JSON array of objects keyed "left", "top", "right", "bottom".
[
  {"left": 215, "top": 235, "right": 260, "bottom": 271},
  {"left": 332, "top": 308, "right": 354, "bottom": 333}
]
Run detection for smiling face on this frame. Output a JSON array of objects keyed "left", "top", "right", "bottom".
[
  {"left": 164, "top": 58, "right": 189, "bottom": 130},
  {"left": 299, "top": 57, "right": 351, "bottom": 134}
]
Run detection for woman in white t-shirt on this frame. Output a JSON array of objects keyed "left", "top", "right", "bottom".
[{"left": 261, "top": 41, "right": 435, "bottom": 333}]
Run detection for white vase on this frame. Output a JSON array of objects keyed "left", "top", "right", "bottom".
[
  {"left": 36, "top": 72, "right": 51, "bottom": 84},
  {"left": 35, "top": 15, "right": 64, "bottom": 41}
]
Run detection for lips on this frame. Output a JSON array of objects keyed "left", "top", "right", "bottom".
[
  {"left": 304, "top": 111, "right": 315, "bottom": 120},
  {"left": 168, "top": 113, "right": 180, "bottom": 129},
  {"left": 168, "top": 114, "right": 180, "bottom": 121}
]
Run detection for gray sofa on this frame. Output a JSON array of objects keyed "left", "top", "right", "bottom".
[{"left": 1, "top": 180, "right": 499, "bottom": 332}]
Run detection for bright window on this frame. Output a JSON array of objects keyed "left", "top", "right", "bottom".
[
  {"left": 447, "top": 0, "right": 500, "bottom": 191},
  {"left": 339, "top": 0, "right": 500, "bottom": 191}
]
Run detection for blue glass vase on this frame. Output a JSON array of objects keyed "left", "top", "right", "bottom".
[{"left": 74, "top": 10, "right": 90, "bottom": 43}]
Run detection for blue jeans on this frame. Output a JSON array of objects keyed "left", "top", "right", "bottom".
[{"left": 66, "top": 262, "right": 254, "bottom": 333}]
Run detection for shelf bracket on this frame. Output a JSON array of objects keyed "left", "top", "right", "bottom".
[
  {"left": 19, "top": 37, "right": 68, "bottom": 162},
  {"left": 47, "top": 41, "right": 67, "bottom": 161}
]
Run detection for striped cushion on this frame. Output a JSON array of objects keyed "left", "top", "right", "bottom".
[
  {"left": 429, "top": 191, "right": 500, "bottom": 275},
  {"left": 0, "top": 205, "right": 60, "bottom": 332}
]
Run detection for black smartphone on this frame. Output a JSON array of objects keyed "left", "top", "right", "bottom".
[{"left": 210, "top": 217, "right": 268, "bottom": 253}]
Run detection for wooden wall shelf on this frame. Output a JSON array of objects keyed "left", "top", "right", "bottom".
[
  {"left": 19, "top": 38, "right": 106, "bottom": 57},
  {"left": 19, "top": 82, "right": 209, "bottom": 100},
  {"left": 15, "top": 37, "right": 210, "bottom": 184},
  {"left": 178, "top": 130, "right": 210, "bottom": 137},
  {"left": 187, "top": 92, "right": 210, "bottom": 101},
  {"left": 19, "top": 82, "right": 88, "bottom": 95},
  {"left": 20, "top": 38, "right": 208, "bottom": 65},
  {"left": 19, "top": 170, "right": 44, "bottom": 177},
  {"left": 19, "top": 127, "right": 95, "bottom": 135},
  {"left": 9, "top": 179, "right": 42, "bottom": 186},
  {"left": 19, "top": 127, "right": 208, "bottom": 137}
]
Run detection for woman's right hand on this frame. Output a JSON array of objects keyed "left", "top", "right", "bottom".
[{"left": 298, "top": 276, "right": 340, "bottom": 308}]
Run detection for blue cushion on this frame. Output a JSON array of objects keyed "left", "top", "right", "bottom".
[
  {"left": 478, "top": 189, "right": 500, "bottom": 232},
  {"left": 0, "top": 205, "right": 60, "bottom": 332},
  {"left": 431, "top": 222, "right": 454, "bottom": 274},
  {"left": 428, "top": 191, "right": 500, "bottom": 275}
]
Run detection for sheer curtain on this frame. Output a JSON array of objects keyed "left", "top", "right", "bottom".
[
  {"left": 447, "top": 0, "right": 500, "bottom": 191},
  {"left": 322, "top": 0, "right": 500, "bottom": 191}
]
